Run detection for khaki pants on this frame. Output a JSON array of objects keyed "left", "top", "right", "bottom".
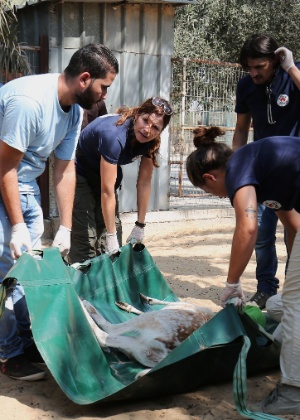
[
  {"left": 280, "top": 228, "right": 300, "bottom": 387},
  {"left": 266, "top": 294, "right": 283, "bottom": 343},
  {"left": 69, "top": 174, "right": 122, "bottom": 264}
]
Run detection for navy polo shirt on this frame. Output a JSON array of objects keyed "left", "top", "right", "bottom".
[
  {"left": 76, "top": 114, "right": 150, "bottom": 177},
  {"left": 235, "top": 63, "right": 300, "bottom": 140},
  {"left": 226, "top": 136, "right": 300, "bottom": 212}
]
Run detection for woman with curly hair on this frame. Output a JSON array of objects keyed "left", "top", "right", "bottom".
[{"left": 69, "top": 97, "right": 172, "bottom": 262}]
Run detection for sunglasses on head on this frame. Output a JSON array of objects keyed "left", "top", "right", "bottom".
[{"left": 152, "top": 97, "right": 173, "bottom": 115}]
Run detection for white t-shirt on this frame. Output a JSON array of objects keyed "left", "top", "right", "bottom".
[{"left": 0, "top": 73, "right": 83, "bottom": 193}]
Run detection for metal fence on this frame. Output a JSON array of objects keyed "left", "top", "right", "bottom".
[{"left": 169, "top": 57, "right": 252, "bottom": 211}]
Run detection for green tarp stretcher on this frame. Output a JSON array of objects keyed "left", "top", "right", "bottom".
[{"left": 1, "top": 244, "right": 281, "bottom": 419}]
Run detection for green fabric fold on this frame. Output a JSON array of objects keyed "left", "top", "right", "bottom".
[{"left": 3, "top": 245, "right": 280, "bottom": 410}]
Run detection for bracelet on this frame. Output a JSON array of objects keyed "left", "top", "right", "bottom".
[{"left": 135, "top": 221, "right": 146, "bottom": 228}]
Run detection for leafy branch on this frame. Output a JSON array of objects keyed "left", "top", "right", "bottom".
[{"left": 0, "top": 1, "right": 31, "bottom": 81}]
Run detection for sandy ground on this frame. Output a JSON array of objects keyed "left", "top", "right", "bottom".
[{"left": 0, "top": 211, "right": 297, "bottom": 420}]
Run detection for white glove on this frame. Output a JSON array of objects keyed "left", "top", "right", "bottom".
[
  {"left": 221, "top": 281, "right": 245, "bottom": 308},
  {"left": 52, "top": 225, "right": 71, "bottom": 257},
  {"left": 275, "top": 46, "right": 295, "bottom": 72},
  {"left": 10, "top": 223, "right": 32, "bottom": 259},
  {"left": 105, "top": 232, "right": 120, "bottom": 256},
  {"left": 126, "top": 225, "right": 145, "bottom": 244}
]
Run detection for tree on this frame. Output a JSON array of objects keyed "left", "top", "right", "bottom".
[
  {"left": 174, "top": 0, "right": 300, "bottom": 62},
  {"left": 0, "top": 0, "right": 31, "bottom": 82}
]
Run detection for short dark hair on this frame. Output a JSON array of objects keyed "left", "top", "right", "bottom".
[
  {"left": 64, "top": 44, "right": 119, "bottom": 79},
  {"left": 239, "top": 34, "right": 279, "bottom": 69}
]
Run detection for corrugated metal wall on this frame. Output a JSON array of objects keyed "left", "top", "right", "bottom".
[{"left": 16, "top": 1, "right": 175, "bottom": 214}]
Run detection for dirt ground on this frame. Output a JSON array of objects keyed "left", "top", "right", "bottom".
[{"left": 0, "top": 212, "right": 297, "bottom": 420}]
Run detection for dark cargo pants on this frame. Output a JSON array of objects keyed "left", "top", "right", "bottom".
[{"left": 69, "top": 174, "right": 122, "bottom": 264}]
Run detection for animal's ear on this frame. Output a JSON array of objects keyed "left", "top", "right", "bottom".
[{"left": 144, "top": 346, "right": 168, "bottom": 365}]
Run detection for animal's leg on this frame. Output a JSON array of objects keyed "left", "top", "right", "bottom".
[
  {"left": 139, "top": 293, "right": 214, "bottom": 317},
  {"left": 82, "top": 299, "right": 116, "bottom": 334},
  {"left": 80, "top": 300, "right": 147, "bottom": 358},
  {"left": 139, "top": 293, "right": 176, "bottom": 306},
  {"left": 79, "top": 299, "right": 109, "bottom": 347},
  {"left": 115, "top": 301, "right": 143, "bottom": 315}
]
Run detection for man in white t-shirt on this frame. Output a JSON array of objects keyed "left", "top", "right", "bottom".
[{"left": 0, "top": 44, "right": 118, "bottom": 381}]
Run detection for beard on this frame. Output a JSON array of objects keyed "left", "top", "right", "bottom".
[{"left": 75, "top": 84, "right": 99, "bottom": 110}]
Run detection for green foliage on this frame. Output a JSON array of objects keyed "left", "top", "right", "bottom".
[
  {"left": 0, "top": 0, "right": 31, "bottom": 81},
  {"left": 0, "top": 1, "right": 15, "bottom": 42},
  {"left": 174, "top": 0, "right": 300, "bottom": 61}
]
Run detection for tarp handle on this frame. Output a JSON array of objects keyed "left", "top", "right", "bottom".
[{"left": 234, "top": 335, "right": 281, "bottom": 420}]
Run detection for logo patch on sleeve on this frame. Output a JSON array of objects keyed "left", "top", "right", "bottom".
[
  {"left": 263, "top": 200, "right": 281, "bottom": 209},
  {"left": 277, "top": 94, "right": 289, "bottom": 107}
]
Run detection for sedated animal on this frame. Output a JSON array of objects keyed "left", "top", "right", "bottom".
[{"left": 80, "top": 293, "right": 214, "bottom": 373}]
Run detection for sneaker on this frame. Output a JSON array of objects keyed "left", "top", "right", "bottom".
[
  {"left": 248, "top": 291, "right": 271, "bottom": 310},
  {"left": 259, "top": 383, "right": 300, "bottom": 415},
  {"left": 24, "top": 342, "right": 45, "bottom": 365},
  {"left": 0, "top": 354, "right": 46, "bottom": 381}
]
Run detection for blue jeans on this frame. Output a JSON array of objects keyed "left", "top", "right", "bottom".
[
  {"left": 0, "top": 193, "right": 44, "bottom": 359},
  {"left": 255, "top": 204, "right": 280, "bottom": 296}
]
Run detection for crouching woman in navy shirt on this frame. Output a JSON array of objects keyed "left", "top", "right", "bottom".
[
  {"left": 69, "top": 97, "right": 172, "bottom": 262},
  {"left": 186, "top": 126, "right": 300, "bottom": 416}
]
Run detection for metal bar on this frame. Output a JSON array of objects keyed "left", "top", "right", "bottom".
[
  {"left": 39, "top": 35, "right": 49, "bottom": 74},
  {"left": 178, "top": 58, "right": 187, "bottom": 197},
  {"left": 169, "top": 193, "right": 211, "bottom": 198},
  {"left": 171, "top": 57, "right": 241, "bottom": 68},
  {"left": 20, "top": 46, "right": 40, "bottom": 51},
  {"left": 173, "top": 126, "right": 253, "bottom": 132}
]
